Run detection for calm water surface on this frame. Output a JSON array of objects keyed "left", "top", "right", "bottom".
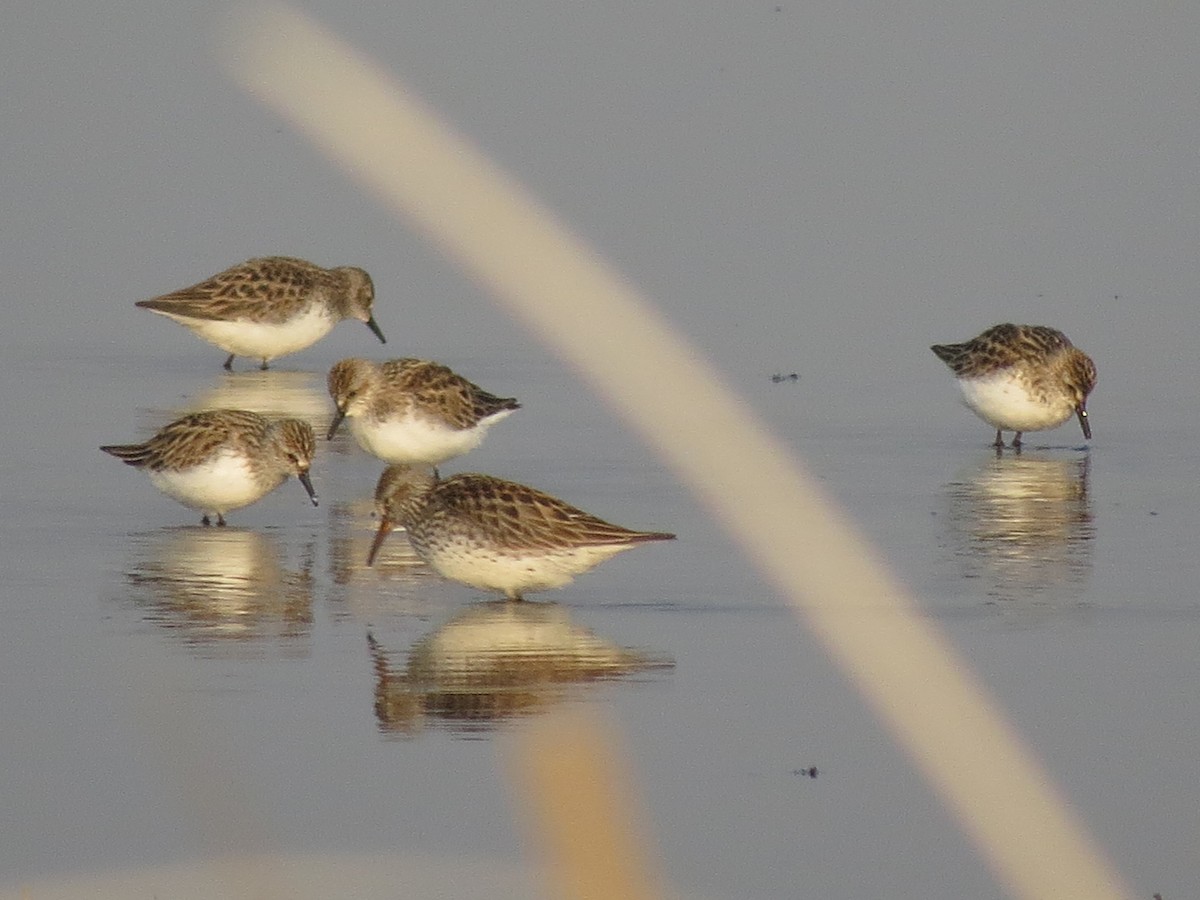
[
  {"left": 6, "top": 3, "right": 1200, "bottom": 898},
  {"left": 4, "top": 338, "right": 1200, "bottom": 899}
]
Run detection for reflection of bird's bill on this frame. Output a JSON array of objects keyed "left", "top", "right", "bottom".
[
  {"left": 298, "top": 471, "right": 319, "bottom": 506},
  {"left": 367, "top": 516, "right": 395, "bottom": 567},
  {"left": 1076, "top": 405, "right": 1091, "bottom": 440},
  {"left": 366, "top": 314, "right": 387, "bottom": 344}
]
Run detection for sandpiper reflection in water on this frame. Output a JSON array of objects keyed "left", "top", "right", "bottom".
[
  {"left": 942, "top": 453, "right": 1093, "bottom": 607},
  {"left": 122, "top": 527, "right": 314, "bottom": 655},
  {"left": 184, "top": 369, "right": 332, "bottom": 429},
  {"left": 368, "top": 601, "right": 673, "bottom": 736}
]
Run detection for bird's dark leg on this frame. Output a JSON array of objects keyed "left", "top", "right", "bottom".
[
  {"left": 993, "top": 430, "right": 1005, "bottom": 449},
  {"left": 259, "top": 358, "right": 270, "bottom": 371},
  {"left": 201, "top": 515, "right": 212, "bottom": 526},
  {"left": 1012, "top": 432, "right": 1023, "bottom": 450},
  {"left": 223, "top": 354, "right": 235, "bottom": 371},
  {"left": 217, "top": 513, "right": 227, "bottom": 527}
]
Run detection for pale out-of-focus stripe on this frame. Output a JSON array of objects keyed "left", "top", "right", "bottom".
[
  {"left": 512, "top": 711, "right": 669, "bottom": 900},
  {"left": 222, "top": 7, "right": 1135, "bottom": 899}
]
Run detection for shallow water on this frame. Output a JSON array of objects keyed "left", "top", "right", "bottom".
[
  {"left": 6, "top": 4, "right": 1200, "bottom": 899},
  {"left": 7, "top": 334, "right": 1200, "bottom": 899}
]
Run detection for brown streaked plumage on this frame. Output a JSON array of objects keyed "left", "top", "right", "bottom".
[
  {"left": 326, "top": 358, "right": 519, "bottom": 464},
  {"left": 367, "top": 464, "right": 675, "bottom": 600},
  {"left": 136, "top": 256, "right": 385, "bottom": 370},
  {"left": 931, "top": 324, "right": 1096, "bottom": 449},
  {"left": 100, "top": 409, "right": 318, "bottom": 525}
]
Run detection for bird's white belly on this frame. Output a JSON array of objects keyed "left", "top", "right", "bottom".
[
  {"left": 958, "top": 372, "right": 1071, "bottom": 432},
  {"left": 427, "top": 544, "right": 631, "bottom": 595},
  {"left": 160, "top": 305, "right": 336, "bottom": 359},
  {"left": 147, "top": 452, "right": 276, "bottom": 513},
  {"left": 352, "top": 414, "right": 493, "bottom": 464}
]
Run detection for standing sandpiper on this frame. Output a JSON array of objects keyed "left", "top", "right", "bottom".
[
  {"left": 136, "top": 256, "right": 386, "bottom": 370},
  {"left": 326, "top": 358, "right": 519, "bottom": 465},
  {"left": 931, "top": 323, "right": 1096, "bottom": 449},
  {"left": 366, "top": 464, "right": 675, "bottom": 600},
  {"left": 101, "top": 409, "right": 318, "bottom": 525}
]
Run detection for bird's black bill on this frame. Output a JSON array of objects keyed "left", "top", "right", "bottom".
[
  {"left": 366, "top": 315, "right": 387, "bottom": 344},
  {"left": 298, "top": 471, "right": 319, "bottom": 506},
  {"left": 327, "top": 409, "right": 347, "bottom": 441},
  {"left": 1076, "top": 406, "right": 1092, "bottom": 441},
  {"left": 366, "top": 519, "right": 393, "bottom": 567}
]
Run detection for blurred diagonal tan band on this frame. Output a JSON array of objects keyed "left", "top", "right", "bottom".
[
  {"left": 512, "top": 711, "right": 668, "bottom": 900},
  {"left": 223, "top": 6, "right": 1134, "bottom": 900}
]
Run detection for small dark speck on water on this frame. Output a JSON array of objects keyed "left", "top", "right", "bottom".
[
  {"left": 771, "top": 373, "right": 799, "bottom": 383},
  {"left": 1149, "top": 511, "right": 1158, "bottom": 516},
  {"left": 792, "top": 766, "right": 819, "bottom": 779}
]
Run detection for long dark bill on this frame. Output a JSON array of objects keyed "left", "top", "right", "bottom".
[
  {"left": 298, "top": 471, "right": 319, "bottom": 506},
  {"left": 1076, "top": 405, "right": 1092, "bottom": 440},
  {"left": 366, "top": 315, "right": 387, "bottom": 344},
  {"left": 366, "top": 518, "right": 394, "bottom": 567},
  {"left": 327, "top": 408, "right": 348, "bottom": 441}
]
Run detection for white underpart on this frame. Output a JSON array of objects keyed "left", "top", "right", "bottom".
[
  {"left": 150, "top": 304, "right": 337, "bottom": 361},
  {"left": 350, "top": 407, "right": 515, "bottom": 464},
  {"left": 146, "top": 450, "right": 281, "bottom": 515},
  {"left": 426, "top": 542, "right": 637, "bottom": 597},
  {"left": 957, "top": 371, "right": 1073, "bottom": 433}
]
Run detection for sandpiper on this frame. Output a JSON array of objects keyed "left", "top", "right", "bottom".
[
  {"left": 326, "top": 357, "right": 519, "bottom": 464},
  {"left": 932, "top": 323, "right": 1096, "bottom": 449},
  {"left": 136, "top": 256, "right": 386, "bottom": 370},
  {"left": 367, "top": 464, "right": 675, "bottom": 600},
  {"left": 101, "top": 409, "right": 318, "bottom": 525}
]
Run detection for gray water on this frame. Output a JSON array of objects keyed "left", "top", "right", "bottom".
[{"left": 4, "top": 3, "right": 1200, "bottom": 898}]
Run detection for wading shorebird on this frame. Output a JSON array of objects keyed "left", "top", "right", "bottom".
[
  {"left": 931, "top": 323, "right": 1096, "bottom": 449},
  {"left": 136, "top": 256, "right": 385, "bottom": 370},
  {"left": 367, "top": 464, "right": 675, "bottom": 600},
  {"left": 101, "top": 409, "right": 317, "bottom": 525}
]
